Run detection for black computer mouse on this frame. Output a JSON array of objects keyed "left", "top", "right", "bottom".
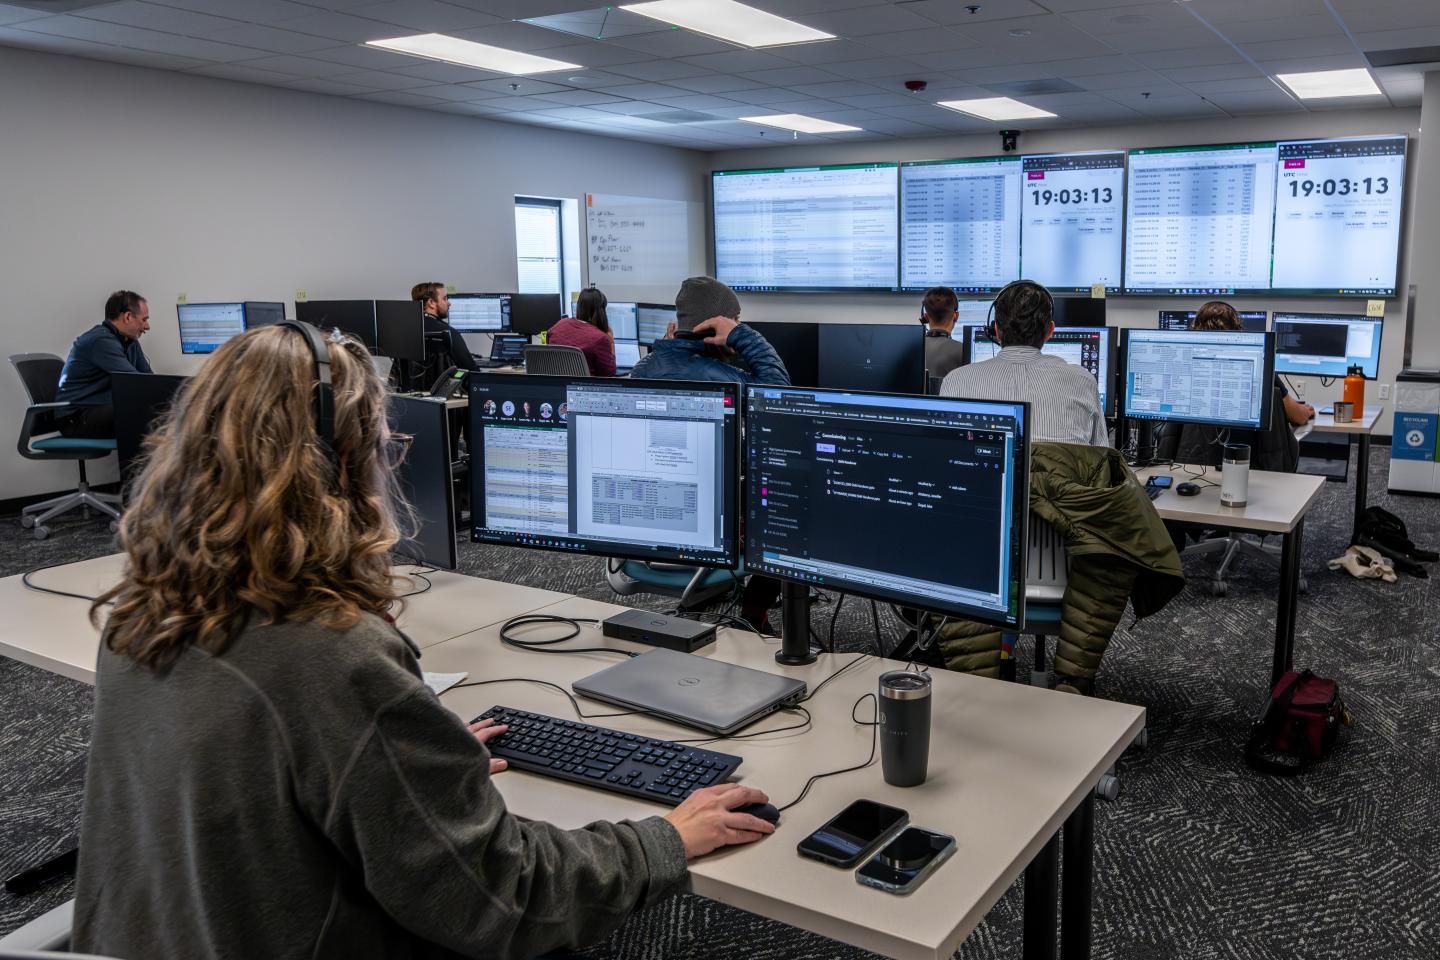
[
  {"left": 736, "top": 802, "right": 781, "bottom": 825},
  {"left": 1176, "top": 482, "right": 1201, "bottom": 497}
]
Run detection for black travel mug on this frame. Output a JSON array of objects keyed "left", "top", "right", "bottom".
[{"left": 879, "top": 670, "right": 932, "bottom": 787}]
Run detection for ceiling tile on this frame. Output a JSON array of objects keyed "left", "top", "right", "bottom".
[
  {"left": 737, "top": 65, "right": 844, "bottom": 86},
  {"left": 526, "top": 89, "right": 628, "bottom": 106},
  {"left": 345, "top": 0, "right": 501, "bottom": 32},
  {"left": 951, "top": 63, "right": 1061, "bottom": 84},
  {"left": 1097, "top": 27, "right": 1236, "bottom": 54},
  {"left": 1061, "top": 3, "right": 1197, "bottom": 35},
  {"left": 1238, "top": 36, "right": 1356, "bottom": 60},
  {"left": 1031, "top": 0, "right": 1176, "bottom": 10},
  {"left": 16, "top": 16, "right": 265, "bottom": 61},
  {"left": 75, "top": 1, "right": 245, "bottom": 37},
  {"left": 185, "top": 61, "right": 302, "bottom": 82},
  {"left": 299, "top": 42, "right": 428, "bottom": 69},
  {"left": 1079, "top": 76, "right": 1186, "bottom": 98},
  {"left": 860, "top": 27, "right": 979, "bottom": 55},
  {"left": 837, "top": 91, "right": 923, "bottom": 108},
  {"left": 800, "top": 5, "right": 934, "bottom": 36},
  {"left": 1184, "top": 76, "right": 1285, "bottom": 95},
  {"left": 460, "top": 76, "right": 570, "bottom": 96},
  {"left": 675, "top": 49, "right": 791, "bottom": 73},
  {"left": 203, "top": 23, "right": 338, "bottom": 54},
  {"left": 821, "top": 55, "right": 928, "bottom": 79},
  {"left": 596, "top": 80, "right": 690, "bottom": 100},
  {"left": 146, "top": 0, "right": 318, "bottom": 21},
  {"left": 240, "top": 53, "right": 361, "bottom": 76},
  {"left": 664, "top": 73, "right": 765, "bottom": 94},
  {"left": 1330, "top": 0, "right": 1440, "bottom": 32},
  {"left": 589, "top": 99, "right": 675, "bottom": 115},
  {"left": 606, "top": 58, "right": 711, "bottom": 81},
  {"left": 1256, "top": 53, "right": 1367, "bottom": 75},
  {"left": 899, "top": 0, "right": 1053, "bottom": 25},
  {"left": 399, "top": 82, "right": 499, "bottom": 101},
  {"left": 1158, "top": 62, "right": 1263, "bottom": 83},
  {"left": 532, "top": 40, "right": 652, "bottom": 67},
  {"left": 1217, "top": 14, "right": 1344, "bottom": 44},
  {"left": 0, "top": 6, "right": 46, "bottom": 26},
  {"left": 387, "top": 59, "right": 500, "bottom": 82},
  {"left": 1202, "top": 89, "right": 1306, "bottom": 113},
  {"left": 453, "top": 20, "right": 586, "bottom": 51},
  {"left": 282, "top": 76, "right": 383, "bottom": 94},
  {"left": 528, "top": 105, "right": 622, "bottom": 121},
  {"left": 1043, "top": 54, "right": 1145, "bottom": 77},
  {"left": 861, "top": 116, "right": 949, "bottom": 136},
  {"left": 761, "top": 37, "right": 881, "bottom": 65},
  {"left": 951, "top": 14, "right": 1116, "bottom": 56},
  {"left": 1128, "top": 46, "right": 1246, "bottom": 69},
  {"left": 602, "top": 28, "right": 734, "bottom": 58},
  {"left": 1121, "top": 92, "right": 1226, "bottom": 117},
  {"left": 718, "top": 86, "right": 818, "bottom": 106},
  {"left": 1352, "top": 27, "right": 1440, "bottom": 49},
  {"left": 326, "top": 68, "right": 435, "bottom": 89},
  {"left": 356, "top": 89, "right": 446, "bottom": 106},
  {"left": 1199, "top": 0, "right": 1332, "bottom": 24},
  {"left": 648, "top": 92, "right": 745, "bottom": 111},
  {"left": 273, "top": 11, "right": 398, "bottom": 43},
  {"left": 789, "top": 79, "right": 884, "bottom": 98}
]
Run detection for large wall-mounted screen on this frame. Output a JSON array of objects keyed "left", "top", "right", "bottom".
[
  {"left": 900, "top": 156, "right": 1021, "bottom": 294},
  {"left": 1271, "top": 136, "right": 1405, "bottom": 296},
  {"left": 1019, "top": 152, "right": 1125, "bottom": 294},
  {"left": 712, "top": 163, "right": 898, "bottom": 291},
  {"left": 1124, "top": 142, "right": 1278, "bottom": 296}
]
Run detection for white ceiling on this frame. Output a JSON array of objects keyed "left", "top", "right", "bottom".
[{"left": 0, "top": 0, "right": 1435, "bottom": 150}]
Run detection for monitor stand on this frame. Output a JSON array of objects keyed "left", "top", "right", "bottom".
[{"left": 775, "top": 582, "right": 816, "bottom": 666}]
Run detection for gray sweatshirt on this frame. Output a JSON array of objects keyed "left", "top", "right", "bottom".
[{"left": 72, "top": 612, "right": 690, "bottom": 959}]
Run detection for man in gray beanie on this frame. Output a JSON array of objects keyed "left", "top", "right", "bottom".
[{"left": 629, "top": 277, "right": 789, "bottom": 386}]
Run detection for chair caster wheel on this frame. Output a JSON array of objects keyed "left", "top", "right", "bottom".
[
  {"left": 109, "top": 520, "right": 119, "bottom": 534},
  {"left": 1299, "top": 578, "right": 1308, "bottom": 594},
  {"left": 20, "top": 515, "right": 35, "bottom": 529},
  {"left": 1209, "top": 581, "right": 1227, "bottom": 597},
  {"left": 33, "top": 526, "right": 50, "bottom": 540},
  {"left": 1094, "top": 775, "right": 1121, "bottom": 803}
]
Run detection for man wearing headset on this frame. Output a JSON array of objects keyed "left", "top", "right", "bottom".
[
  {"left": 939, "top": 279, "right": 1107, "bottom": 446},
  {"left": 920, "top": 286, "right": 967, "bottom": 382}
]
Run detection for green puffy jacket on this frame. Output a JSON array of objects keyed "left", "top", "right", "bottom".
[{"left": 931, "top": 442, "right": 1185, "bottom": 680}]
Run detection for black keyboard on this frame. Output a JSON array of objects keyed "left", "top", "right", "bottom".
[{"left": 473, "top": 706, "right": 742, "bottom": 805}]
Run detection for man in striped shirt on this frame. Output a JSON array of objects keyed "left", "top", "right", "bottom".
[{"left": 939, "top": 280, "right": 1108, "bottom": 447}]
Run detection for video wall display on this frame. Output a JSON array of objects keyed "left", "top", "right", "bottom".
[{"left": 711, "top": 135, "right": 1406, "bottom": 298}]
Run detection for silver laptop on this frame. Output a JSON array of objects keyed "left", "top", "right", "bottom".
[
  {"left": 613, "top": 339, "right": 641, "bottom": 376},
  {"left": 572, "top": 648, "right": 807, "bottom": 736}
]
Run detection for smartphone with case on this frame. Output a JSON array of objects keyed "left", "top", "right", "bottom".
[
  {"left": 796, "top": 799, "right": 908, "bottom": 868},
  {"left": 855, "top": 826, "right": 956, "bottom": 895}
]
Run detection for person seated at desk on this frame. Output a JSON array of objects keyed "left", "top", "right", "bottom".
[
  {"left": 412, "top": 280, "right": 478, "bottom": 379},
  {"left": 547, "top": 286, "right": 616, "bottom": 376},
  {"left": 54, "top": 290, "right": 153, "bottom": 438},
  {"left": 921, "top": 285, "right": 966, "bottom": 382},
  {"left": 71, "top": 324, "right": 774, "bottom": 960},
  {"left": 939, "top": 279, "right": 1106, "bottom": 445},
  {"left": 932, "top": 280, "right": 1182, "bottom": 695},
  {"left": 630, "top": 276, "right": 789, "bottom": 386}
]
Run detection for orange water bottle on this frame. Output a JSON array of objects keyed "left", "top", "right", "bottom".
[{"left": 1343, "top": 364, "right": 1365, "bottom": 413}]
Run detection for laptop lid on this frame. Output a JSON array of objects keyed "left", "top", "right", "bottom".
[
  {"left": 491, "top": 334, "right": 528, "bottom": 363},
  {"left": 614, "top": 339, "right": 641, "bottom": 373},
  {"left": 572, "top": 648, "right": 807, "bottom": 736}
]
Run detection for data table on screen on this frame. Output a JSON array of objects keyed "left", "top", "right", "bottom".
[
  {"left": 1125, "top": 142, "right": 1278, "bottom": 295},
  {"left": 1271, "top": 137, "right": 1405, "bottom": 296},
  {"left": 1019, "top": 152, "right": 1125, "bottom": 293},
  {"left": 712, "top": 164, "right": 898, "bottom": 291},
  {"left": 900, "top": 156, "right": 1022, "bottom": 293}
]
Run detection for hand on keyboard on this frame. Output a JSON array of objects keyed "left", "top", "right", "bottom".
[
  {"left": 468, "top": 718, "right": 511, "bottom": 774},
  {"left": 663, "top": 783, "right": 775, "bottom": 859}
]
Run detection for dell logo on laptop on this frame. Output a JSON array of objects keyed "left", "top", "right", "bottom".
[{"left": 678, "top": 677, "right": 701, "bottom": 687}]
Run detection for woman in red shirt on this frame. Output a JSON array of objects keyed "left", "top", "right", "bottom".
[{"left": 547, "top": 287, "right": 617, "bottom": 376}]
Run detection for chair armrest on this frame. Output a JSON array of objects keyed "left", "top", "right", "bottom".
[
  {"left": 0, "top": 898, "right": 73, "bottom": 952},
  {"left": 17, "top": 402, "right": 80, "bottom": 457}
]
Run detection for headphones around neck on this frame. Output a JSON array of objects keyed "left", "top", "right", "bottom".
[{"left": 278, "top": 320, "right": 337, "bottom": 457}]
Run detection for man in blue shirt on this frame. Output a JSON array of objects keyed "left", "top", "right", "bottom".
[
  {"left": 55, "top": 290, "right": 153, "bottom": 438},
  {"left": 630, "top": 277, "right": 789, "bottom": 386}
]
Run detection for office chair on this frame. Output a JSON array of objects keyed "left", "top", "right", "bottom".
[
  {"left": 9, "top": 354, "right": 121, "bottom": 539},
  {"left": 605, "top": 559, "right": 742, "bottom": 612},
  {"left": 523, "top": 345, "right": 590, "bottom": 378}
]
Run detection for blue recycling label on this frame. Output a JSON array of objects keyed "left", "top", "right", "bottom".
[{"left": 1392, "top": 412, "right": 1438, "bottom": 462}]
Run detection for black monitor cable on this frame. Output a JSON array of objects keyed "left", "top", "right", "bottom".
[
  {"left": 775, "top": 693, "right": 879, "bottom": 814},
  {"left": 21, "top": 561, "right": 105, "bottom": 604},
  {"left": 446, "top": 677, "right": 639, "bottom": 720},
  {"left": 498, "top": 614, "right": 634, "bottom": 659}
]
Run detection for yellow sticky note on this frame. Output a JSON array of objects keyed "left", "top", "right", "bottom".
[
  {"left": 176, "top": 292, "right": 187, "bottom": 304},
  {"left": 295, "top": 290, "right": 308, "bottom": 303},
  {"left": 1366, "top": 299, "right": 1384, "bottom": 318},
  {"left": 1090, "top": 283, "right": 1106, "bottom": 299},
  {"left": 446, "top": 284, "right": 456, "bottom": 294}
]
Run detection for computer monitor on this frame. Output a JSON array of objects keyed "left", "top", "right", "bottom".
[
  {"left": 637, "top": 303, "right": 676, "bottom": 345},
  {"left": 1272, "top": 312, "right": 1383, "bottom": 379},
  {"left": 468, "top": 374, "right": 740, "bottom": 568},
  {"left": 744, "top": 386, "right": 1029, "bottom": 630},
  {"left": 295, "top": 300, "right": 377, "bottom": 349},
  {"left": 389, "top": 394, "right": 456, "bottom": 570},
  {"left": 1158, "top": 310, "right": 1267, "bottom": 332},
  {"left": 1050, "top": 297, "right": 1106, "bottom": 328},
  {"left": 243, "top": 302, "right": 286, "bottom": 327},
  {"left": 510, "top": 293, "right": 563, "bottom": 336},
  {"left": 449, "top": 293, "right": 511, "bottom": 332},
  {"left": 605, "top": 302, "right": 638, "bottom": 341},
  {"left": 112, "top": 372, "right": 187, "bottom": 497},
  {"left": 964, "top": 325, "right": 1116, "bottom": 416},
  {"left": 745, "top": 321, "right": 819, "bottom": 388},
  {"left": 375, "top": 300, "right": 427, "bottom": 363},
  {"left": 1120, "top": 329, "right": 1275, "bottom": 430},
  {"left": 490, "top": 334, "right": 529, "bottom": 365},
  {"left": 817, "top": 324, "right": 925, "bottom": 394},
  {"left": 177, "top": 303, "right": 245, "bottom": 355},
  {"left": 613, "top": 339, "right": 641, "bottom": 373}
]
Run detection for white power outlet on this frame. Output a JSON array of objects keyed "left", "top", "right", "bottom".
[
  {"left": 1293, "top": 379, "right": 1306, "bottom": 396},
  {"left": 1379, "top": 383, "right": 1391, "bottom": 400}
]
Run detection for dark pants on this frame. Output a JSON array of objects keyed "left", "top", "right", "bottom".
[{"left": 58, "top": 404, "right": 114, "bottom": 439}]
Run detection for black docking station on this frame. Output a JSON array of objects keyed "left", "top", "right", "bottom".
[{"left": 602, "top": 610, "right": 717, "bottom": 653}]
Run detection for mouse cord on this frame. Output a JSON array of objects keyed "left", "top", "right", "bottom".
[
  {"left": 775, "top": 693, "right": 879, "bottom": 814},
  {"left": 447, "top": 677, "right": 640, "bottom": 720}
]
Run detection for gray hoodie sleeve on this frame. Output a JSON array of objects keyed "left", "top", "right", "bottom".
[{"left": 323, "top": 687, "right": 690, "bottom": 959}]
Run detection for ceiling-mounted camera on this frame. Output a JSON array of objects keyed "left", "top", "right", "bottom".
[{"left": 1000, "top": 129, "right": 1019, "bottom": 152}]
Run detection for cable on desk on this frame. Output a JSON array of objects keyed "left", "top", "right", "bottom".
[
  {"left": 447, "top": 677, "right": 639, "bottom": 719},
  {"left": 669, "top": 705, "right": 813, "bottom": 746},
  {"left": 798, "top": 652, "right": 872, "bottom": 706},
  {"left": 775, "top": 693, "right": 879, "bottom": 814},
  {"left": 21, "top": 561, "right": 106, "bottom": 603},
  {"left": 499, "top": 614, "right": 633, "bottom": 658},
  {"left": 826, "top": 592, "right": 847, "bottom": 654}
]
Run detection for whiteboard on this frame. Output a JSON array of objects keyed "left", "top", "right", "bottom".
[{"left": 586, "top": 193, "right": 691, "bottom": 298}]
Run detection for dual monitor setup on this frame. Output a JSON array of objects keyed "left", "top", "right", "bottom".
[{"left": 176, "top": 301, "right": 284, "bottom": 354}]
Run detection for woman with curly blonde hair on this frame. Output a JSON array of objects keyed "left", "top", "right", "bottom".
[{"left": 72, "top": 323, "right": 771, "bottom": 960}]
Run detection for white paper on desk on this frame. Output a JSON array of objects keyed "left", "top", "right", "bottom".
[
  {"left": 423, "top": 671, "right": 468, "bottom": 696},
  {"left": 1293, "top": 423, "right": 1313, "bottom": 442}
]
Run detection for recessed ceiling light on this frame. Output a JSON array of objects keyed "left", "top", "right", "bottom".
[
  {"left": 740, "top": 114, "right": 862, "bottom": 134},
  {"left": 620, "top": 0, "right": 833, "bottom": 48},
  {"left": 364, "top": 34, "right": 581, "bottom": 75},
  {"left": 1275, "top": 67, "right": 1381, "bottom": 99},
  {"left": 937, "top": 97, "right": 1056, "bottom": 121}
]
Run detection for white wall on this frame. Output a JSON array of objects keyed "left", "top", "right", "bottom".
[
  {"left": 707, "top": 107, "right": 1423, "bottom": 414},
  {"left": 0, "top": 47, "right": 709, "bottom": 499},
  {"left": 1409, "top": 72, "right": 1440, "bottom": 368}
]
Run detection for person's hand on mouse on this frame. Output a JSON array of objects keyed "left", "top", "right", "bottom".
[
  {"left": 691, "top": 315, "right": 739, "bottom": 347},
  {"left": 467, "top": 718, "right": 510, "bottom": 774},
  {"left": 664, "top": 783, "right": 774, "bottom": 858}
]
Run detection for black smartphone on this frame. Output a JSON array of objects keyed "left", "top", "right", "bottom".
[
  {"left": 855, "top": 826, "right": 956, "bottom": 895},
  {"left": 1147, "top": 475, "right": 1173, "bottom": 488},
  {"left": 796, "top": 799, "right": 909, "bottom": 868}
]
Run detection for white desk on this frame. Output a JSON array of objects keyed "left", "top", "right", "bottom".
[
  {"left": 0, "top": 555, "right": 566, "bottom": 685},
  {"left": 1310, "top": 404, "right": 1384, "bottom": 542},
  {"left": 1134, "top": 465, "right": 1325, "bottom": 686},
  {"left": 424, "top": 595, "right": 1144, "bottom": 960}
]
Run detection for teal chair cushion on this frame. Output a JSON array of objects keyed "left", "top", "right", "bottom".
[
  {"left": 617, "top": 561, "right": 741, "bottom": 592},
  {"left": 31, "top": 436, "right": 117, "bottom": 453},
  {"left": 1024, "top": 602, "right": 1064, "bottom": 630}
]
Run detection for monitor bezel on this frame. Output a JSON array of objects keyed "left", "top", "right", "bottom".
[
  {"left": 467, "top": 372, "right": 743, "bottom": 570},
  {"left": 742, "top": 384, "right": 1030, "bottom": 631},
  {"left": 1120, "top": 328, "right": 1277, "bottom": 430}
]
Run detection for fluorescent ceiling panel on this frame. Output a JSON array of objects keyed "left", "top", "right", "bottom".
[
  {"left": 936, "top": 97, "right": 1057, "bottom": 120},
  {"left": 365, "top": 34, "right": 581, "bottom": 75},
  {"left": 1275, "top": 67, "right": 1382, "bottom": 99},
  {"left": 740, "top": 114, "right": 861, "bottom": 133},
  {"left": 620, "top": 1, "right": 833, "bottom": 48}
]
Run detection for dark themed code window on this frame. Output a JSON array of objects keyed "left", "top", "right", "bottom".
[{"left": 744, "top": 388, "right": 1026, "bottom": 624}]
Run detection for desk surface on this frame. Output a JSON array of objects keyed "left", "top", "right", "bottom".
[
  {"left": 0, "top": 555, "right": 566, "bottom": 685},
  {"left": 1133, "top": 464, "right": 1325, "bottom": 534},
  {"left": 424, "top": 594, "right": 1144, "bottom": 960},
  {"left": 1310, "top": 405, "right": 1384, "bottom": 434}
]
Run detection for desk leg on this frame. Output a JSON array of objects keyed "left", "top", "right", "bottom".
[
  {"left": 1272, "top": 520, "right": 1304, "bottom": 687},
  {"left": 1060, "top": 794, "right": 1094, "bottom": 960},
  {"left": 1024, "top": 832, "right": 1059, "bottom": 960},
  {"left": 1351, "top": 434, "right": 1371, "bottom": 544}
]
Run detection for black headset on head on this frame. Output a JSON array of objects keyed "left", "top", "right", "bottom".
[
  {"left": 987, "top": 279, "right": 1054, "bottom": 344},
  {"left": 278, "top": 320, "right": 337, "bottom": 458}
]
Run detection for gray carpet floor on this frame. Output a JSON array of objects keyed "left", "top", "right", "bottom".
[{"left": 1, "top": 447, "right": 1437, "bottom": 958}]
